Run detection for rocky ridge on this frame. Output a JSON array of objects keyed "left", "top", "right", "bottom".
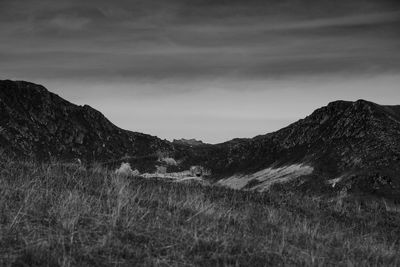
[
  {"left": 181, "top": 100, "right": 400, "bottom": 199},
  {"left": 1, "top": 80, "right": 400, "bottom": 199},
  {"left": 0, "top": 80, "right": 173, "bottom": 171},
  {"left": 172, "top": 138, "right": 207, "bottom": 147}
]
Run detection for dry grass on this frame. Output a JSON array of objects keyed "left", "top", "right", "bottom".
[{"left": 0, "top": 155, "right": 399, "bottom": 266}]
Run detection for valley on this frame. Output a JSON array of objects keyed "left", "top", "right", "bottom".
[{"left": 1, "top": 79, "right": 400, "bottom": 266}]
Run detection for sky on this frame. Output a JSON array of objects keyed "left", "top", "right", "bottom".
[{"left": 1, "top": 0, "right": 400, "bottom": 143}]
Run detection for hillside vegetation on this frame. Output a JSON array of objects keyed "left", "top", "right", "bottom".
[{"left": 0, "top": 155, "right": 400, "bottom": 266}]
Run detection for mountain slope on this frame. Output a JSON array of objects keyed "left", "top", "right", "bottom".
[
  {"left": 177, "top": 100, "right": 400, "bottom": 199},
  {"left": 0, "top": 80, "right": 173, "bottom": 170},
  {"left": 1, "top": 79, "right": 400, "bottom": 199}
]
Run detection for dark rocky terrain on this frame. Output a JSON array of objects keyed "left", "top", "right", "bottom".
[
  {"left": 172, "top": 138, "right": 207, "bottom": 147},
  {"left": 177, "top": 99, "right": 400, "bottom": 199},
  {"left": 0, "top": 80, "right": 173, "bottom": 171},
  {"left": 1, "top": 80, "right": 400, "bottom": 199}
]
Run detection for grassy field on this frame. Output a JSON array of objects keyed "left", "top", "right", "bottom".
[{"left": 0, "top": 156, "right": 399, "bottom": 266}]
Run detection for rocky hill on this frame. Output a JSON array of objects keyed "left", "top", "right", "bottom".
[
  {"left": 179, "top": 100, "right": 400, "bottom": 200},
  {"left": 1, "top": 80, "right": 400, "bottom": 200},
  {"left": 0, "top": 80, "right": 173, "bottom": 171}
]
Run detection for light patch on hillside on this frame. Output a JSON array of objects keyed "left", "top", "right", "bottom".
[
  {"left": 160, "top": 157, "right": 178, "bottom": 166},
  {"left": 115, "top": 162, "right": 140, "bottom": 176},
  {"left": 142, "top": 170, "right": 191, "bottom": 180},
  {"left": 327, "top": 176, "right": 345, "bottom": 188},
  {"left": 218, "top": 164, "right": 314, "bottom": 191}
]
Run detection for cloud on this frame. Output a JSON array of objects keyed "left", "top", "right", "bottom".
[
  {"left": 0, "top": 0, "right": 399, "bottom": 83},
  {"left": 48, "top": 15, "right": 91, "bottom": 31}
]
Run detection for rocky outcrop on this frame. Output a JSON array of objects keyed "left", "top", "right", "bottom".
[
  {"left": 177, "top": 100, "right": 400, "bottom": 199},
  {"left": 0, "top": 80, "right": 173, "bottom": 171}
]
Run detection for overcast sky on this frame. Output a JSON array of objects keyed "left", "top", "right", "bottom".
[{"left": 1, "top": 0, "right": 400, "bottom": 143}]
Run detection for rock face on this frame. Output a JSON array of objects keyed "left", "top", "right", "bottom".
[{"left": 0, "top": 80, "right": 173, "bottom": 171}]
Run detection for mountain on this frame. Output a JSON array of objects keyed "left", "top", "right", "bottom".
[
  {"left": 0, "top": 80, "right": 173, "bottom": 171},
  {"left": 1, "top": 79, "right": 400, "bottom": 200},
  {"left": 173, "top": 138, "right": 207, "bottom": 147},
  {"left": 181, "top": 100, "right": 400, "bottom": 200}
]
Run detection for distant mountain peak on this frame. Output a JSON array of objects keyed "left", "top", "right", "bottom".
[{"left": 173, "top": 138, "right": 207, "bottom": 147}]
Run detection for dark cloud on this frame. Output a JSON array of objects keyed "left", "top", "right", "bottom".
[{"left": 0, "top": 0, "right": 399, "bottom": 82}]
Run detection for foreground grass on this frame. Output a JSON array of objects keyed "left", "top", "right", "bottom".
[{"left": 0, "top": 158, "right": 399, "bottom": 266}]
